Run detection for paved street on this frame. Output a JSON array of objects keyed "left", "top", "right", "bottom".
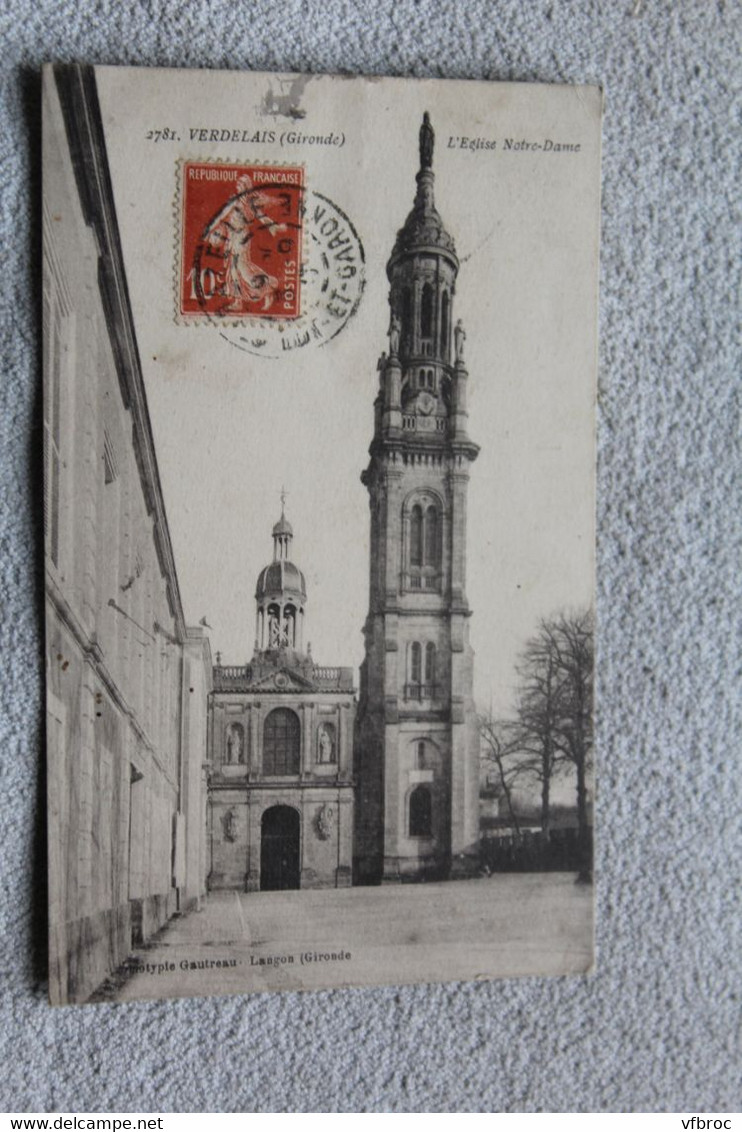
[{"left": 97, "top": 874, "right": 593, "bottom": 1003}]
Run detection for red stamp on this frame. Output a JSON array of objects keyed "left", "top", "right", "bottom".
[{"left": 179, "top": 162, "right": 304, "bottom": 320}]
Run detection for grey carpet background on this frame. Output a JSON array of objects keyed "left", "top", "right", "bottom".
[{"left": 1, "top": 0, "right": 740, "bottom": 1114}]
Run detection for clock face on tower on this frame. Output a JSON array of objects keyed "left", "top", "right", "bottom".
[{"left": 417, "top": 391, "right": 436, "bottom": 416}]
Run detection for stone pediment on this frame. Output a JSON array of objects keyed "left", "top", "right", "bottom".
[{"left": 247, "top": 667, "right": 316, "bottom": 693}]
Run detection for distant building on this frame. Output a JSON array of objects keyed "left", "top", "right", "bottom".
[
  {"left": 207, "top": 509, "right": 355, "bottom": 891},
  {"left": 353, "top": 114, "right": 481, "bottom": 883},
  {"left": 44, "top": 67, "right": 211, "bottom": 1004}
]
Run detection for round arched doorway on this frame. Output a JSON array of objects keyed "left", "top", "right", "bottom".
[{"left": 260, "top": 805, "right": 301, "bottom": 891}]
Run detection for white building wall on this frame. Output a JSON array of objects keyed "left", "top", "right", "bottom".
[{"left": 44, "top": 68, "right": 209, "bottom": 1004}]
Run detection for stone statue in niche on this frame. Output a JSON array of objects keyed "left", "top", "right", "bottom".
[
  {"left": 225, "top": 723, "right": 244, "bottom": 765},
  {"left": 315, "top": 804, "right": 335, "bottom": 841},
  {"left": 269, "top": 615, "right": 281, "bottom": 648},
  {"left": 222, "top": 809, "right": 237, "bottom": 842},
  {"left": 454, "top": 318, "right": 466, "bottom": 363},
  {"left": 317, "top": 723, "right": 335, "bottom": 764},
  {"left": 389, "top": 311, "right": 401, "bottom": 357}
]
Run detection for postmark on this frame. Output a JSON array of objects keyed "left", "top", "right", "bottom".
[{"left": 177, "top": 161, "right": 365, "bottom": 357}]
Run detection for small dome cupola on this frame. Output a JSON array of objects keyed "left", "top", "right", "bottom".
[
  {"left": 254, "top": 494, "right": 307, "bottom": 654},
  {"left": 272, "top": 509, "right": 294, "bottom": 561}
]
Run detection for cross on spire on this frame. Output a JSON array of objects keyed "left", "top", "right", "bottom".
[{"left": 280, "top": 485, "right": 288, "bottom": 515}]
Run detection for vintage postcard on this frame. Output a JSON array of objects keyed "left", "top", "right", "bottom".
[{"left": 43, "top": 65, "right": 602, "bottom": 1004}]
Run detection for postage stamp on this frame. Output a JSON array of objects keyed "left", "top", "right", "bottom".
[{"left": 179, "top": 162, "right": 304, "bottom": 320}]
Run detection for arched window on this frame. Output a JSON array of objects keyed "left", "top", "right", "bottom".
[
  {"left": 425, "top": 642, "right": 436, "bottom": 686},
  {"left": 402, "top": 288, "right": 412, "bottom": 349},
  {"left": 405, "top": 497, "right": 442, "bottom": 591},
  {"left": 421, "top": 284, "right": 433, "bottom": 338},
  {"left": 410, "top": 505, "right": 423, "bottom": 566},
  {"left": 416, "top": 740, "right": 426, "bottom": 769},
  {"left": 425, "top": 505, "right": 439, "bottom": 566},
  {"left": 410, "top": 641, "right": 422, "bottom": 686},
  {"left": 263, "top": 708, "right": 300, "bottom": 776},
  {"left": 441, "top": 293, "right": 449, "bottom": 353},
  {"left": 409, "top": 786, "right": 433, "bottom": 837},
  {"left": 284, "top": 603, "right": 296, "bottom": 648}
]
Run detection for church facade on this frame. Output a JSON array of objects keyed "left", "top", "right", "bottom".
[
  {"left": 353, "top": 113, "right": 481, "bottom": 884},
  {"left": 207, "top": 113, "right": 481, "bottom": 893},
  {"left": 207, "top": 509, "right": 355, "bottom": 892}
]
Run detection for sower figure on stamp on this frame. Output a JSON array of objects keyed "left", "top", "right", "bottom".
[{"left": 206, "top": 174, "right": 287, "bottom": 312}]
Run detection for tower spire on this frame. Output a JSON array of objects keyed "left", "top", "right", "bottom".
[
  {"left": 388, "top": 111, "right": 456, "bottom": 287},
  {"left": 355, "top": 112, "right": 480, "bottom": 885},
  {"left": 377, "top": 112, "right": 471, "bottom": 433},
  {"left": 412, "top": 111, "right": 437, "bottom": 217}
]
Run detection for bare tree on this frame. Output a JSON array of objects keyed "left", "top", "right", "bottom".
[
  {"left": 478, "top": 610, "right": 595, "bottom": 877},
  {"left": 479, "top": 715, "right": 527, "bottom": 840},
  {"left": 547, "top": 610, "right": 595, "bottom": 882},
  {"left": 513, "top": 628, "right": 566, "bottom": 837},
  {"left": 509, "top": 609, "right": 594, "bottom": 876}
]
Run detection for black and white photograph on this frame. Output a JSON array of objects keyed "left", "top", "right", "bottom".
[{"left": 44, "top": 64, "right": 601, "bottom": 1005}]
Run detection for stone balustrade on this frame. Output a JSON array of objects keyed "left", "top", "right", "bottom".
[{"left": 212, "top": 663, "right": 354, "bottom": 693}]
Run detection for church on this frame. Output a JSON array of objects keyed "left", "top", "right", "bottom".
[
  {"left": 208, "top": 504, "right": 356, "bottom": 891},
  {"left": 207, "top": 111, "right": 480, "bottom": 891}
]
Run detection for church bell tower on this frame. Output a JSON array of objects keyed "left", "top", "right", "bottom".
[{"left": 354, "top": 113, "right": 481, "bottom": 884}]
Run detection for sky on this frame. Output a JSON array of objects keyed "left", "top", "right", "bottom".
[{"left": 97, "top": 67, "right": 600, "bottom": 716}]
